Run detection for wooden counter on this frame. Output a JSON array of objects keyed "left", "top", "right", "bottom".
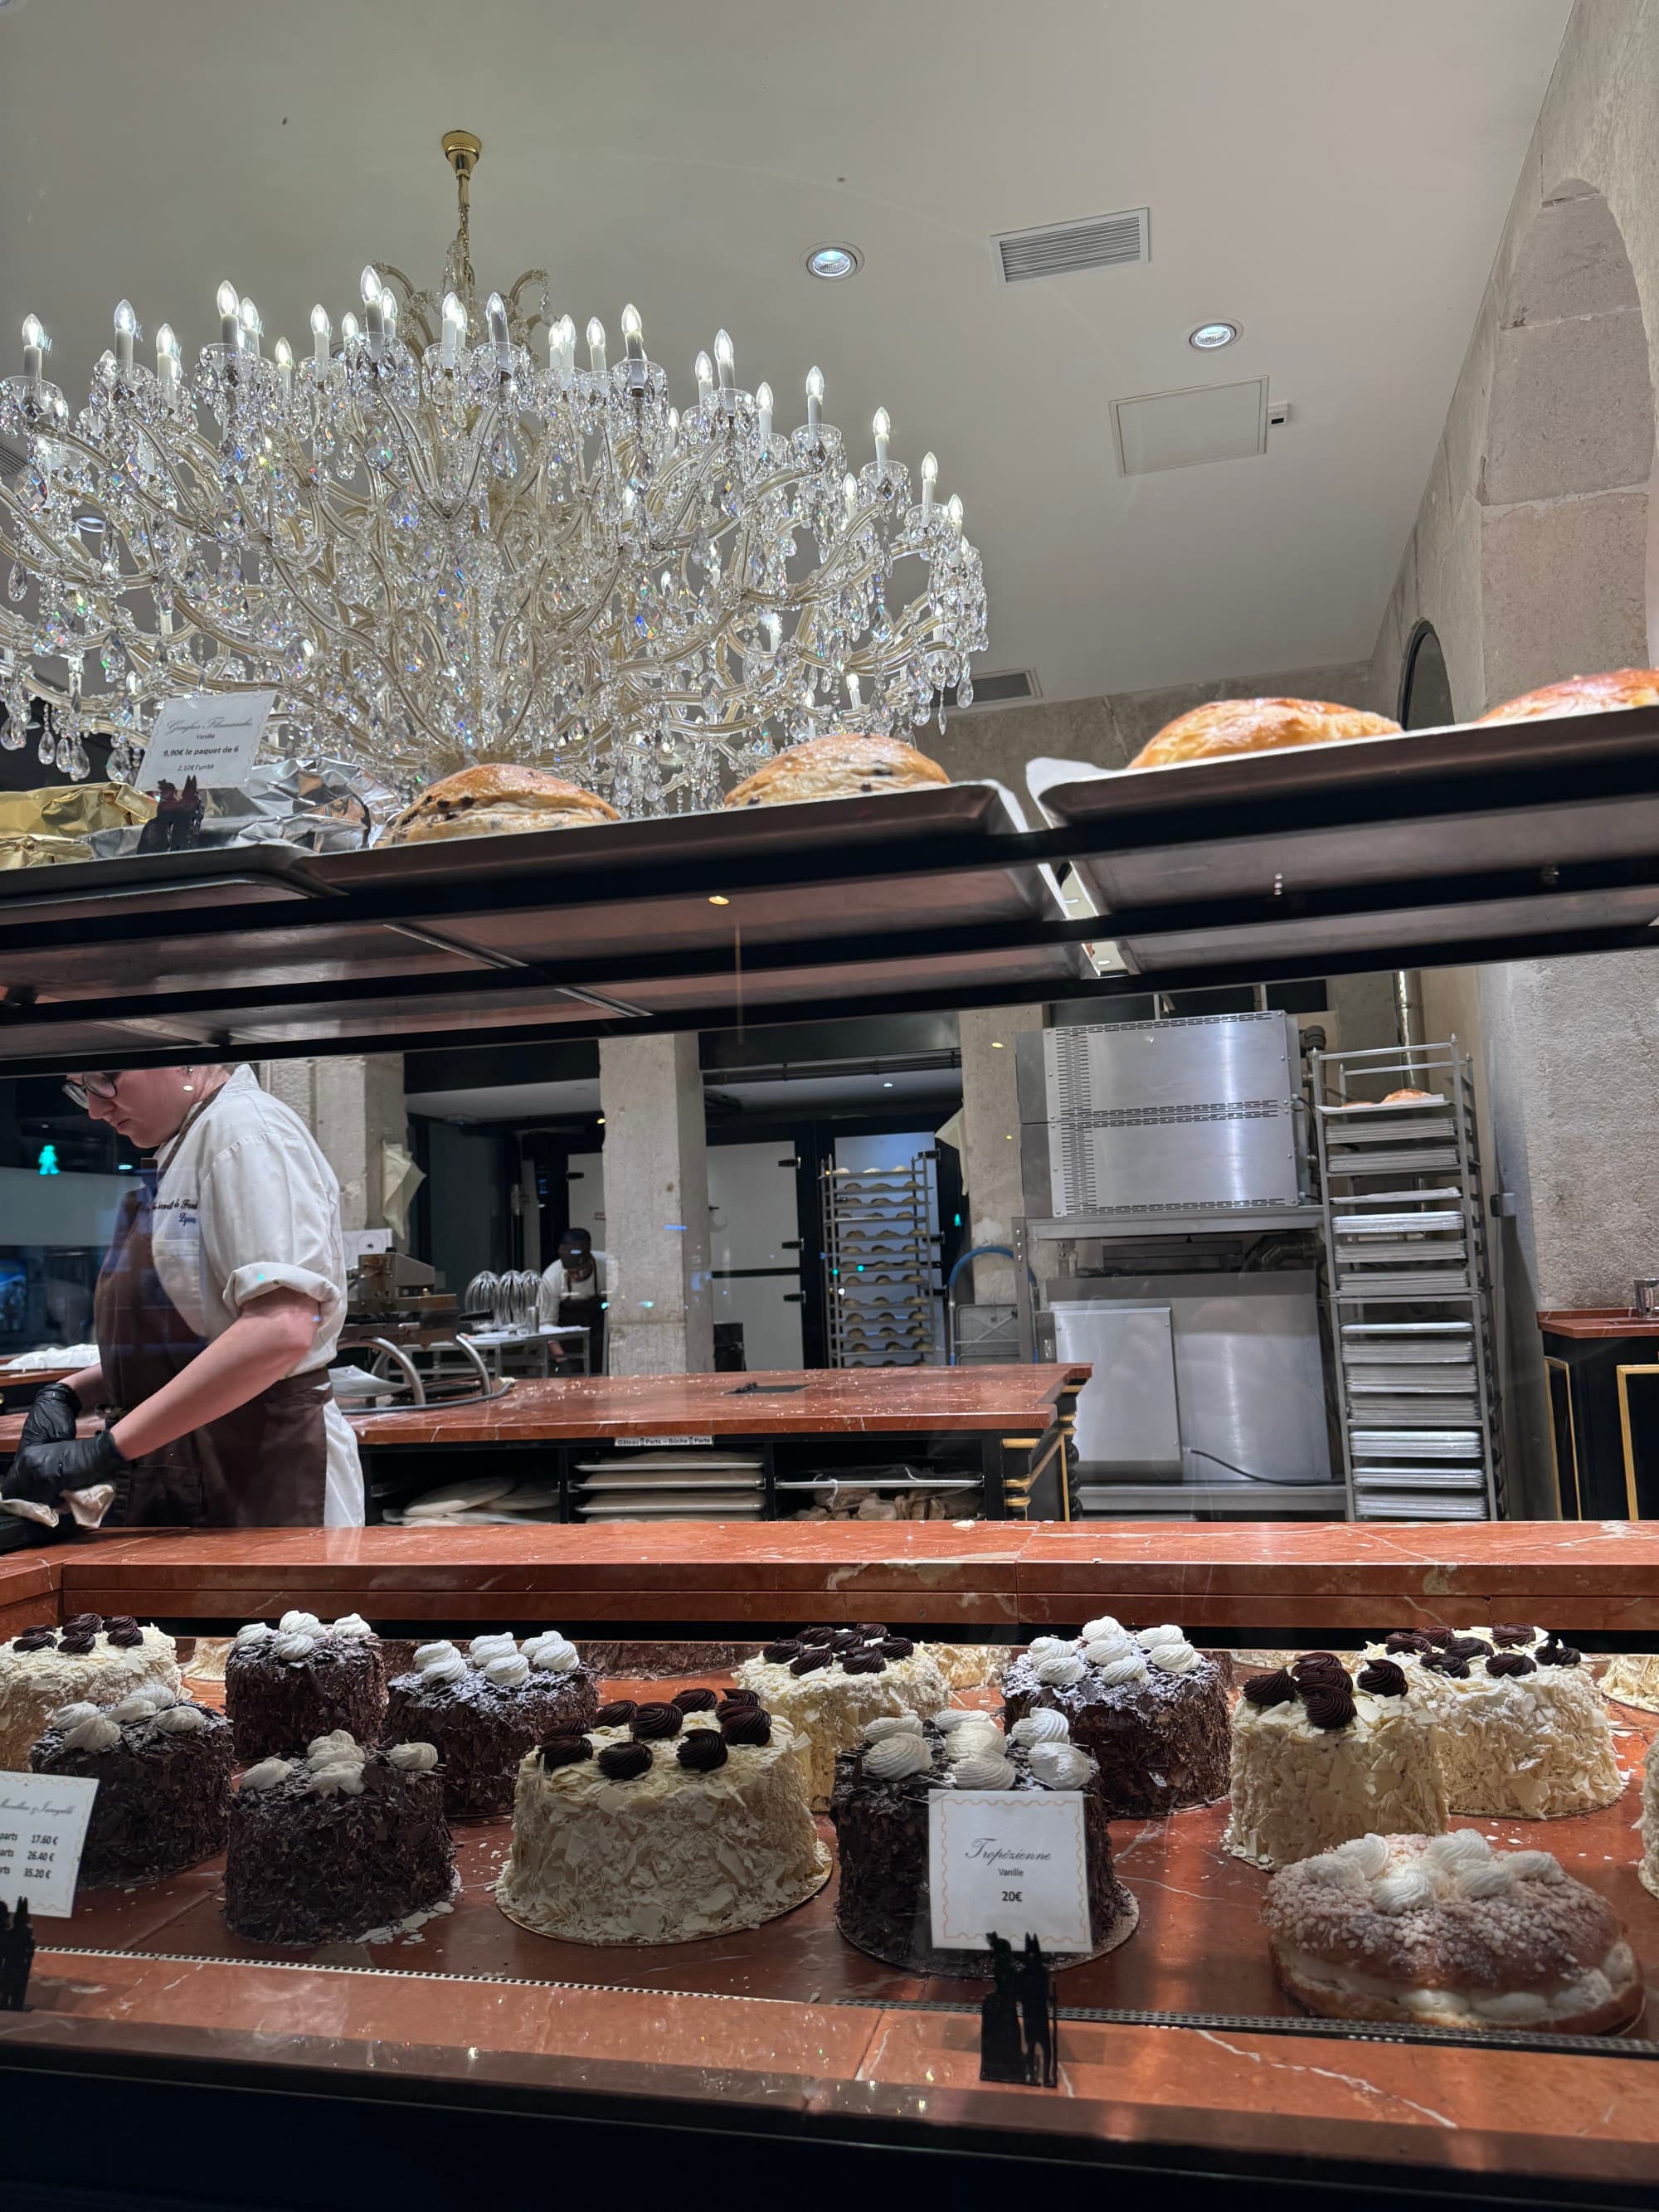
[{"left": 6, "top": 1517, "right": 1659, "bottom": 1630}]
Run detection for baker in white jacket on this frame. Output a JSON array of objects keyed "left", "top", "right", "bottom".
[{"left": 2, "top": 1062, "right": 363, "bottom": 1528}]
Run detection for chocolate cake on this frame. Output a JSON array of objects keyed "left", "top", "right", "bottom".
[
  {"left": 830, "top": 1709, "right": 1136, "bottom": 1977},
  {"left": 1001, "top": 1619, "right": 1229, "bottom": 1819},
  {"left": 382, "top": 1631, "right": 599, "bottom": 1820},
  {"left": 0, "top": 1616, "right": 178, "bottom": 1771},
  {"left": 224, "top": 1732, "right": 454, "bottom": 1946},
  {"left": 30, "top": 1685, "right": 231, "bottom": 1889},
  {"left": 224, "top": 1612, "right": 386, "bottom": 1762}
]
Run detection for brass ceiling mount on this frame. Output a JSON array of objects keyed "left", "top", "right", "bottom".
[{"left": 442, "top": 129, "right": 482, "bottom": 184}]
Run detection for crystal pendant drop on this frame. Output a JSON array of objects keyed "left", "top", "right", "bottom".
[{"left": 7, "top": 565, "right": 25, "bottom": 604}]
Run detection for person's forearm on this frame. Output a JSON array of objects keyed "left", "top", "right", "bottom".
[
  {"left": 109, "top": 1296, "right": 317, "bottom": 1461},
  {"left": 64, "top": 1362, "right": 105, "bottom": 1404}
]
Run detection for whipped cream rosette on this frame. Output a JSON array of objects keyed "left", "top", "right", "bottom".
[
  {"left": 828, "top": 1706, "right": 1136, "bottom": 1976},
  {"left": 0, "top": 1614, "right": 178, "bottom": 1771},
  {"left": 383, "top": 1628, "right": 597, "bottom": 1820},
  {"left": 494, "top": 1692, "right": 827, "bottom": 1945},
  {"left": 224, "top": 1611, "right": 386, "bottom": 1763},
  {"left": 1362, "top": 1626, "right": 1622, "bottom": 1818},
  {"left": 1263, "top": 1830, "right": 1642, "bottom": 2034},
  {"left": 1000, "top": 1618, "right": 1229, "bottom": 1817},
  {"left": 732, "top": 1625, "right": 948, "bottom": 1808}
]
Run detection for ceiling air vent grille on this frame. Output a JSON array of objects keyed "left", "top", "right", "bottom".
[
  {"left": 994, "top": 208, "right": 1149, "bottom": 284},
  {"left": 943, "top": 669, "right": 1038, "bottom": 710}
]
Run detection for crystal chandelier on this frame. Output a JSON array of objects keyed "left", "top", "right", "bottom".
[{"left": 0, "top": 131, "right": 986, "bottom": 811}]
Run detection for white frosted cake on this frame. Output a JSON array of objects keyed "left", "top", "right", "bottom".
[
  {"left": 1641, "top": 1734, "right": 1659, "bottom": 1904},
  {"left": 1222, "top": 1654, "right": 1447, "bottom": 1869},
  {"left": 1600, "top": 1654, "right": 1659, "bottom": 1715},
  {"left": 732, "top": 1626, "right": 948, "bottom": 1808},
  {"left": 0, "top": 1613, "right": 179, "bottom": 1770},
  {"left": 1263, "top": 1830, "right": 1643, "bottom": 2035},
  {"left": 1366, "top": 1627, "right": 1622, "bottom": 1818},
  {"left": 494, "top": 1689, "right": 829, "bottom": 1944}
]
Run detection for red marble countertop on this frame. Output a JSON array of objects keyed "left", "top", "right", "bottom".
[
  {"left": 0, "top": 1364, "right": 1089, "bottom": 1451},
  {"left": 1538, "top": 1307, "right": 1659, "bottom": 1341},
  {"left": 6, "top": 1516, "right": 1659, "bottom": 1628}
]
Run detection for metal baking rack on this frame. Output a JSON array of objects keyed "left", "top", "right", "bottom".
[
  {"left": 821, "top": 1154, "right": 939, "bottom": 1369},
  {"left": 1312, "top": 1040, "right": 1504, "bottom": 1522}
]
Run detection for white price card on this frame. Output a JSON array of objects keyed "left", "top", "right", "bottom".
[
  {"left": 138, "top": 689, "right": 275, "bottom": 793},
  {"left": 928, "top": 1790, "right": 1091, "bottom": 1952},
  {"left": 0, "top": 1772, "right": 99, "bottom": 1918}
]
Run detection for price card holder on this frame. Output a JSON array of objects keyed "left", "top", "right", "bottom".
[
  {"left": 0, "top": 1772, "right": 99, "bottom": 1920},
  {"left": 928, "top": 1789, "right": 1091, "bottom": 1952},
  {"left": 138, "top": 690, "right": 275, "bottom": 794}
]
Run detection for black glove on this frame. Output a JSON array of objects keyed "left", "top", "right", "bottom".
[
  {"left": 2, "top": 1426, "right": 125, "bottom": 1508},
  {"left": 17, "top": 1380, "right": 82, "bottom": 1453}
]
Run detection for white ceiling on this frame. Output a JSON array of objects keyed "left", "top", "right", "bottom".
[{"left": 0, "top": 0, "right": 1568, "bottom": 716}]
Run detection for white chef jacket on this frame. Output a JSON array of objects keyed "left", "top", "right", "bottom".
[
  {"left": 148, "top": 1064, "right": 363, "bottom": 1526},
  {"left": 538, "top": 1252, "right": 607, "bottom": 1325}
]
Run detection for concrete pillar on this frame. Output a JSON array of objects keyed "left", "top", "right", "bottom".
[
  {"left": 257, "top": 1055, "right": 406, "bottom": 1232},
  {"left": 957, "top": 1005, "right": 1044, "bottom": 1303},
  {"left": 597, "top": 1033, "right": 714, "bottom": 1373}
]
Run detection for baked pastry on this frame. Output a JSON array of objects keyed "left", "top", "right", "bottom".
[
  {"left": 224, "top": 1732, "right": 454, "bottom": 1945},
  {"left": 1599, "top": 1653, "right": 1659, "bottom": 1715},
  {"left": 225, "top": 1612, "right": 387, "bottom": 1762},
  {"left": 379, "top": 764, "right": 619, "bottom": 845},
  {"left": 1222, "top": 1653, "right": 1447, "bottom": 1869},
  {"left": 1263, "top": 1830, "right": 1643, "bottom": 2034},
  {"left": 1640, "top": 1735, "right": 1658, "bottom": 1903},
  {"left": 494, "top": 1693, "right": 828, "bottom": 1944},
  {"left": 732, "top": 1625, "right": 949, "bottom": 1807},
  {"left": 31, "top": 1685, "right": 231, "bottom": 1889},
  {"left": 1365, "top": 1627, "right": 1622, "bottom": 1818},
  {"left": 0, "top": 1616, "right": 179, "bottom": 1771},
  {"left": 1001, "top": 1620, "right": 1229, "bottom": 1818},
  {"left": 1477, "top": 669, "right": 1659, "bottom": 723},
  {"left": 382, "top": 1630, "right": 599, "bottom": 1820},
  {"left": 830, "top": 1708, "right": 1136, "bottom": 1976},
  {"left": 724, "top": 732, "right": 948, "bottom": 807},
  {"left": 1128, "top": 698, "right": 1399, "bottom": 771}
]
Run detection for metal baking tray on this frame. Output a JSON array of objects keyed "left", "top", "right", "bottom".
[{"left": 1040, "top": 702, "right": 1659, "bottom": 972}]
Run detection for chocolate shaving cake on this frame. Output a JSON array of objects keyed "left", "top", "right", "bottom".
[
  {"left": 1362, "top": 1625, "right": 1622, "bottom": 1818},
  {"left": 494, "top": 1692, "right": 828, "bottom": 1944},
  {"left": 1001, "top": 1619, "right": 1229, "bottom": 1819},
  {"left": 224, "top": 1732, "right": 454, "bottom": 1946},
  {"left": 829, "top": 1709, "right": 1136, "bottom": 1976},
  {"left": 224, "top": 1612, "right": 387, "bottom": 1762},
  {"left": 382, "top": 1630, "right": 599, "bottom": 1819},
  {"left": 31, "top": 1685, "right": 231, "bottom": 1889},
  {"left": 732, "top": 1625, "right": 948, "bottom": 1808},
  {"left": 0, "top": 1616, "right": 178, "bottom": 1771}
]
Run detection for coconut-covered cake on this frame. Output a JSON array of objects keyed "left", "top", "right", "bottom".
[
  {"left": 1640, "top": 1735, "right": 1659, "bottom": 1905},
  {"left": 224, "top": 1731, "right": 454, "bottom": 1946},
  {"left": 30, "top": 1684, "right": 231, "bottom": 1889},
  {"left": 383, "top": 1630, "right": 599, "bottom": 1820},
  {"left": 494, "top": 1688, "right": 828, "bottom": 1945},
  {"left": 732, "top": 1626, "right": 949, "bottom": 1808},
  {"left": 1001, "top": 1619, "right": 1230, "bottom": 1819},
  {"left": 1365, "top": 1626, "right": 1622, "bottom": 1819},
  {"left": 1262, "top": 1830, "right": 1643, "bottom": 2035},
  {"left": 1222, "top": 1653, "right": 1447, "bottom": 1869},
  {"left": 830, "top": 1707, "right": 1136, "bottom": 1976},
  {"left": 0, "top": 1614, "right": 178, "bottom": 1771},
  {"left": 1599, "top": 1653, "right": 1659, "bottom": 1716},
  {"left": 224, "top": 1611, "right": 387, "bottom": 1762}
]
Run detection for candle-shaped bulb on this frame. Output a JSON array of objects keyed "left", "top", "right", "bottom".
[
  {"left": 239, "top": 296, "right": 262, "bottom": 357},
  {"left": 216, "top": 282, "right": 241, "bottom": 349},
  {"left": 713, "top": 328, "right": 735, "bottom": 387},
  {"left": 359, "top": 265, "right": 382, "bottom": 307},
  {"left": 872, "top": 406, "right": 891, "bottom": 471},
  {"left": 554, "top": 313, "right": 576, "bottom": 372},
  {"left": 694, "top": 349, "right": 713, "bottom": 405},
  {"left": 847, "top": 671, "right": 863, "bottom": 709},
  {"left": 756, "top": 380, "right": 774, "bottom": 443},
  {"left": 946, "top": 492, "right": 964, "bottom": 535},
  {"left": 111, "top": 299, "right": 137, "bottom": 377},
  {"left": 381, "top": 288, "right": 397, "bottom": 328},
  {"left": 341, "top": 311, "right": 359, "bottom": 343},
  {"left": 921, "top": 449, "right": 938, "bottom": 519},
  {"left": 114, "top": 298, "right": 136, "bottom": 333},
  {"left": 667, "top": 405, "right": 680, "bottom": 437},
  {"left": 310, "top": 304, "right": 331, "bottom": 367},
  {"left": 805, "top": 363, "right": 824, "bottom": 430},
  {"left": 620, "top": 302, "right": 645, "bottom": 361},
  {"left": 21, "top": 312, "right": 45, "bottom": 383},
  {"left": 361, "top": 267, "right": 385, "bottom": 353},
  {"left": 842, "top": 470, "right": 859, "bottom": 522},
  {"left": 274, "top": 336, "right": 293, "bottom": 367},
  {"left": 765, "top": 610, "right": 781, "bottom": 652},
  {"left": 586, "top": 315, "right": 607, "bottom": 373},
  {"left": 440, "top": 291, "right": 464, "bottom": 369},
  {"left": 155, "top": 322, "right": 176, "bottom": 377}
]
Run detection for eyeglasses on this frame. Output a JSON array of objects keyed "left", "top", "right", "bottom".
[{"left": 62, "top": 1072, "right": 123, "bottom": 1111}]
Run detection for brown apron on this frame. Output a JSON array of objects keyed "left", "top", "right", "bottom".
[
  {"left": 93, "top": 1169, "right": 333, "bottom": 1527},
  {"left": 557, "top": 1293, "right": 603, "bottom": 1373}
]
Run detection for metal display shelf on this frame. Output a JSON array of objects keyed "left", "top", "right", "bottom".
[{"left": 5, "top": 706, "right": 1659, "bottom": 1069}]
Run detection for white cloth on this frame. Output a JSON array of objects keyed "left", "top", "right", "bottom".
[
  {"left": 537, "top": 1252, "right": 606, "bottom": 1326},
  {"left": 146, "top": 1065, "right": 362, "bottom": 1527}
]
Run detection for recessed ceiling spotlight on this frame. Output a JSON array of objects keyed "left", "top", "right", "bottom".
[
  {"left": 1189, "top": 319, "right": 1240, "bottom": 351},
  {"left": 804, "top": 242, "right": 863, "bottom": 281}
]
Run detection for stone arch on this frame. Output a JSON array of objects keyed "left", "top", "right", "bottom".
[{"left": 1480, "top": 179, "right": 1652, "bottom": 704}]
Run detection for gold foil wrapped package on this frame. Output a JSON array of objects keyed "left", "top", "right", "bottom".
[{"left": 0, "top": 783, "right": 155, "bottom": 869}]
